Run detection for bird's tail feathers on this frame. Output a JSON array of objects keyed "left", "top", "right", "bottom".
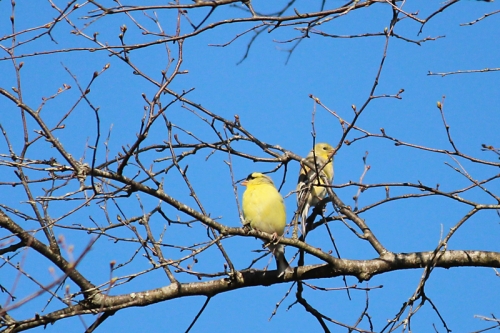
[
  {"left": 297, "top": 183, "right": 311, "bottom": 237},
  {"left": 300, "top": 203, "right": 310, "bottom": 237},
  {"left": 269, "top": 243, "right": 292, "bottom": 276}
]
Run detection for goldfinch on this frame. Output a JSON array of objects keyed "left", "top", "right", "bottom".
[
  {"left": 296, "top": 143, "right": 335, "bottom": 236},
  {"left": 241, "top": 172, "right": 292, "bottom": 275}
]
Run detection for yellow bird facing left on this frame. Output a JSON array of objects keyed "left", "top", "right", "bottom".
[
  {"left": 241, "top": 172, "right": 292, "bottom": 275},
  {"left": 296, "top": 143, "right": 335, "bottom": 237}
]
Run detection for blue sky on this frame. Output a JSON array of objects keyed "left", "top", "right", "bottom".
[{"left": 1, "top": 1, "right": 499, "bottom": 332}]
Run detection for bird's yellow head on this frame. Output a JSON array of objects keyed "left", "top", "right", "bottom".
[
  {"left": 240, "top": 172, "right": 275, "bottom": 187},
  {"left": 313, "top": 143, "right": 335, "bottom": 159}
]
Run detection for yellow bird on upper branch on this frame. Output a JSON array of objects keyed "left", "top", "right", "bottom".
[{"left": 296, "top": 143, "right": 335, "bottom": 237}]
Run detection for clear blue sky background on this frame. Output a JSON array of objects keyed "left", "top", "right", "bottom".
[{"left": 1, "top": 1, "right": 499, "bottom": 332}]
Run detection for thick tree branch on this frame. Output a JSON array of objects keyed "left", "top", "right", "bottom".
[{"left": 3, "top": 250, "right": 498, "bottom": 332}]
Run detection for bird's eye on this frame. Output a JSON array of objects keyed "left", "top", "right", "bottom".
[{"left": 246, "top": 173, "right": 255, "bottom": 180}]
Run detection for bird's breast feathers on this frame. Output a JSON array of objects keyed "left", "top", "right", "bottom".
[{"left": 242, "top": 185, "right": 286, "bottom": 235}]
